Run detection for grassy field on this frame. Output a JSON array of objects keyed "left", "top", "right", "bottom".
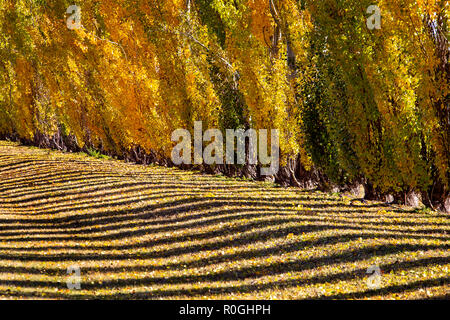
[{"left": 0, "top": 140, "right": 448, "bottom": 300}]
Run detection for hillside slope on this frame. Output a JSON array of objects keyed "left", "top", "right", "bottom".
[{"left": 0, "top": 141, "right": 448, "bottom": 299}]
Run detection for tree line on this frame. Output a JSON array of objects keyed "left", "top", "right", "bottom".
[{"left": 0, "top": 0, "right": 448, "bottom": 209}]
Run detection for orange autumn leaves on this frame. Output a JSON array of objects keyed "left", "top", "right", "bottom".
[{"left": 0, "top": 0, "right": 448, "bottom": 195}]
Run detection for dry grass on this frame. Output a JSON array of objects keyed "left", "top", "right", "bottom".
[{"left": 0, "top": 140, "right": 448, "bottom": 300}]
